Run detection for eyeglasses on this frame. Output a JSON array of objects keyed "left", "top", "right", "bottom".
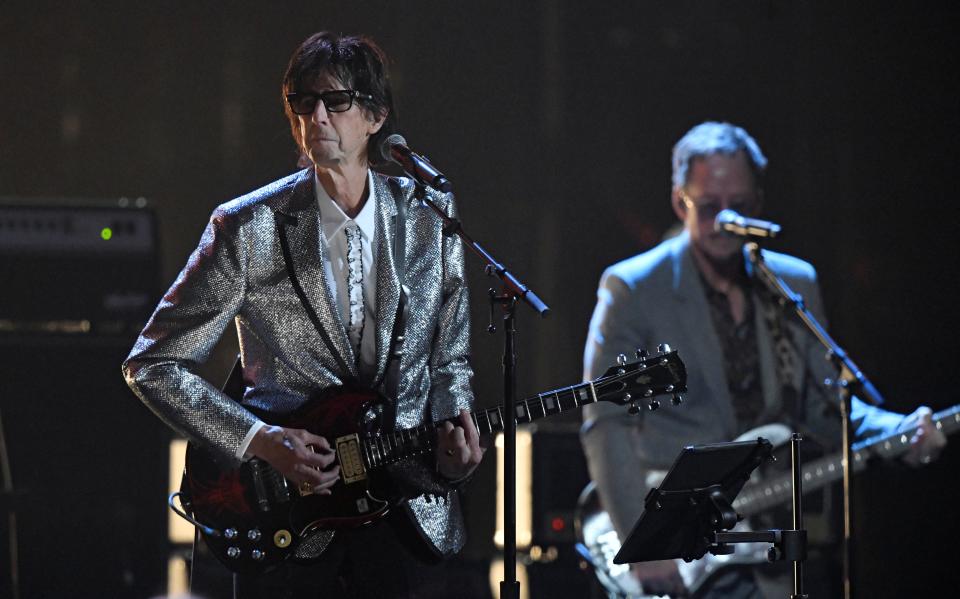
[
  {"left": 680, "top": 193, "right": 759, "bottom": 220},
  {"left": 285, "top": 89, "right": 373, "bottom": 115}
]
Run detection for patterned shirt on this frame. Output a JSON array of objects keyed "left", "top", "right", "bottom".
[{"left": 701, "top": 271, "right": 766, "bottom": 432}]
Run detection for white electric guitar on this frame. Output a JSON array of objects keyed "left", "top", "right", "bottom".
[{"left": 576, "top": 404, "right": 960, "bottom": 598}]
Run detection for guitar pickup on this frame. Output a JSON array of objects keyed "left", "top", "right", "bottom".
[{"left": 336, "top": 434, "right": 368, "bottom": 484}]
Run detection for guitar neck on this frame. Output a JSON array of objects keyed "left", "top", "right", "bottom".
[
  {"left": 359, "top": 350, "right": 686, "bottom": 471},
  {"left": 361, "top": 382, "right": 600, "bottom": 469},
  {"left": 470, "top": 381, "right": 600, "bottom": 435},
  {"left": 733, "top": 404, "right": 960, "bottom": 516}
]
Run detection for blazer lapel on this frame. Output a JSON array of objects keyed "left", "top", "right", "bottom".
[
  {"left": 669, "top": 233, "right": 736, "bottom": 432},
  {"left": 371, "top": 173, "right": 400, "bottom": 387},
  {"left": 275, "top": 169, "right": 357, "bottom": 378}
]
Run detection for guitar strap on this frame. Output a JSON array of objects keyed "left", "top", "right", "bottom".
[{"left": 757, "top": 289, "right": 804, "bottom": 426}]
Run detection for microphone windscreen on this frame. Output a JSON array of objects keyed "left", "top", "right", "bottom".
[
  {"left": 714, "top": 209, "right": 741, "bottom": 231},
  {"left": 380, "top": 134, "right": 407, "bottom": 163}
]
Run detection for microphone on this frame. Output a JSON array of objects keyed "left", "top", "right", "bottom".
[
  {"left": 715, "top": 209, "right": 782, "bottom": 240},
  {"left": 380, "top": 134, "right": 452, "bottom": 193}
]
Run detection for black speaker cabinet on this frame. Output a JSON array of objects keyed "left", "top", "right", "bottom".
[
  {"left": 526, "top": 423, "right": 600, "bottom": 599},
  {"left": 0, "top": 201, "right": 167, "bottom": 598}
]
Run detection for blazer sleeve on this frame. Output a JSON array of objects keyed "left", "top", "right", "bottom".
[
  {"left": 580, "top": 268, "right": 654, "bottom": 539},
  {"left": 122, "top": 206, "right": 259, "bottom": 465},
  {"left": 427, "top": 194, "right": 475, "bottom": 416},
  {"left": 387, "top": 193, "right": 476, "bottom": 497}
]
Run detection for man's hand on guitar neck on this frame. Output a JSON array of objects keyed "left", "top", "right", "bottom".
[
  {"left": 436, "top": 409, "right": 487, "bottom": 482},
  {"left": 631, "top": 559, "right": 688, "bottom": 598},
  {"left": 248, "top": 425, "right": 341, "bottom": 494},
  {"left": 901, "top": 406, "right": 948, "bottom": 467}
]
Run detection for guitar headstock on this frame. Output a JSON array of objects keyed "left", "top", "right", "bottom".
[{"left": 595, "top": 344, "right": 687, "bottom": 413}]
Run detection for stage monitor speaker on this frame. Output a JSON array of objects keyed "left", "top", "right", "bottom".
[{"left": 0, "top": 200, "right": 168, "bottom": 598}]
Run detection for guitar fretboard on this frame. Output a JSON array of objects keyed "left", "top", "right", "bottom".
[
  {"left": 358, "top": 351, "right": 686, "bottom": 470},
  {"left": 733, "top": 404, "right": 960, "bottom": 515},
  {"left": 472, "top": 382, "right": 600, "bottom": 435},
  {"left": 360, "top": 382, "right": 600, "bottom": 469}
]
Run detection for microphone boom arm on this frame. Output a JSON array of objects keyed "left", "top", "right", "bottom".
[{"left": 414, "top": 185, "right": 549, "bottom": 318}]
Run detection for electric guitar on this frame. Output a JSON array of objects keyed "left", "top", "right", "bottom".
[
  {"left": 178, "top": 347, "right": 687, "bottom": 574},
  {"left": 576, "top": 403, "right": 960, "bottom": 599}
]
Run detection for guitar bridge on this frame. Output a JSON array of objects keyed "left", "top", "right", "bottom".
[{"left": 336, "top": 434, "right": 368, "bottom": 484}]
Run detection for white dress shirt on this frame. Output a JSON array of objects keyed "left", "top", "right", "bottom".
[
  {"left": 315, "top": 169, "right": 379, "bottom": 376},
  {"left": 236, "top": 169, "right": 379, "bottom": 459}
]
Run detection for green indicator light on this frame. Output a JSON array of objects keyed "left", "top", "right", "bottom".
[{"left": 101, "top": 227, "right": 113, "bottom": 240}]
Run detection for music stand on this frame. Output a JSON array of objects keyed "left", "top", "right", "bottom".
[{"left": 614, "top": 437, "right": 809, "bottom": 599}]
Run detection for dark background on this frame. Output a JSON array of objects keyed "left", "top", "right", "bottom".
[{"left": 2, "top": 2, "right": 958, "bottom": 597}]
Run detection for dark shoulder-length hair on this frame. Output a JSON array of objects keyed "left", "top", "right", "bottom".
[{"left": 282, "top": 32, "right": 397, "bottom": 166}]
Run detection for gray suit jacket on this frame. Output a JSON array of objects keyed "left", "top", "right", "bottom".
[
  {"left": 123, "top": 168, "right": 475, "bottom": 555},
  {"left": 581, "top": 231, "right": 903, "bottom": 539}
]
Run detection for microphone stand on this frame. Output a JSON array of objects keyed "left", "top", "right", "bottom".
[
  {"left": 745, "top": 241, "right": 882, "bottom": 599},
  {"left": 413, "top": 183, "right": 549, "bottom": 599}
]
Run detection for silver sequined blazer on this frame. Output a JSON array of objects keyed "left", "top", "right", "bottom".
[{"left": 123, "top": 168, "right": 475, "bottom": 555}]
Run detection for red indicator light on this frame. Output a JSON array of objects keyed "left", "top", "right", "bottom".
[{"left": 551, "top": 517, "right": 565, "bottom": 532}]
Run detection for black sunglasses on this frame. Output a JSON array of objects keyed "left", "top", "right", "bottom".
[{"left": 285, "top": 89, "right": 373, "bottom": 115}]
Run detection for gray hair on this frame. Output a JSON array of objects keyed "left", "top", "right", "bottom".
[{"left": 671, "top": 121, "right": 768, "bottom": 189}]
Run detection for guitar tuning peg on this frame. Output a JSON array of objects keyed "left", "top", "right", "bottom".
[
  {"left": 635, "top": 348, "right": 649, "bottom": 359},
  {"left": 627, "top": 402, "right": 640, "bottom": 415},
  {"left": 657, "top": 343, "right": 671, "bottom": 354},
  {"left": 647, "top": 399, "right": 660, "bottom": 411},
  {"left": 616, "top": 353, "right": 628, "bottom": 366},
  {"left": 672, "top": 393, "right": 683, "bottom": 406}
]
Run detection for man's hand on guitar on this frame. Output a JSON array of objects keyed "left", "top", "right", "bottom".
[
  {"left": 436, "top": 409, "right": 486, "bottom": 481},
  {"left": 248, "top": 425, "right": 340, "bottom": 494},
  {"left": 901, "top": 406, "right": 948, "bottom": 467},
  {"left": 631, "top": 559, "right": 688, "bottom": 598}
]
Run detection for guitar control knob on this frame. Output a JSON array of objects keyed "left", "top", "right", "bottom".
[
  {"left": 616, "top": 353, "right": 628, "bottom": 366},
  {"left": 672, "top": 393, "right": 684, "bottom": 405},
  {"left": 647, "top": 399, "right": 660, "bottom": 411},
  {"left": 274, "top": 529, "right": 293, "bottom": 548},
  {"left": 635, "top": 348, "right": 649, "bottom": 359},
  {"left": 224, "top": 528, "right": 238, "bottom": 540},
  {"left": 247, "top": 528, "right": 262, "bottom": 541},
  {"left": 227, "top": 546, "right": 241, "bottom": 559},
  {"left": 251, "top": 549, "right": 265, "bottom": 561}
]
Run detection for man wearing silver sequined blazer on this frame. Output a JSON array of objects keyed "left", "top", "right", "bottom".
[{"left": 123, "top": 32, "right": 484, "bottom": 598}]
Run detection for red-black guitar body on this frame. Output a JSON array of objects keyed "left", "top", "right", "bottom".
[{"left": 184, "top": 385, "right": 401, "bottom": 574}]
